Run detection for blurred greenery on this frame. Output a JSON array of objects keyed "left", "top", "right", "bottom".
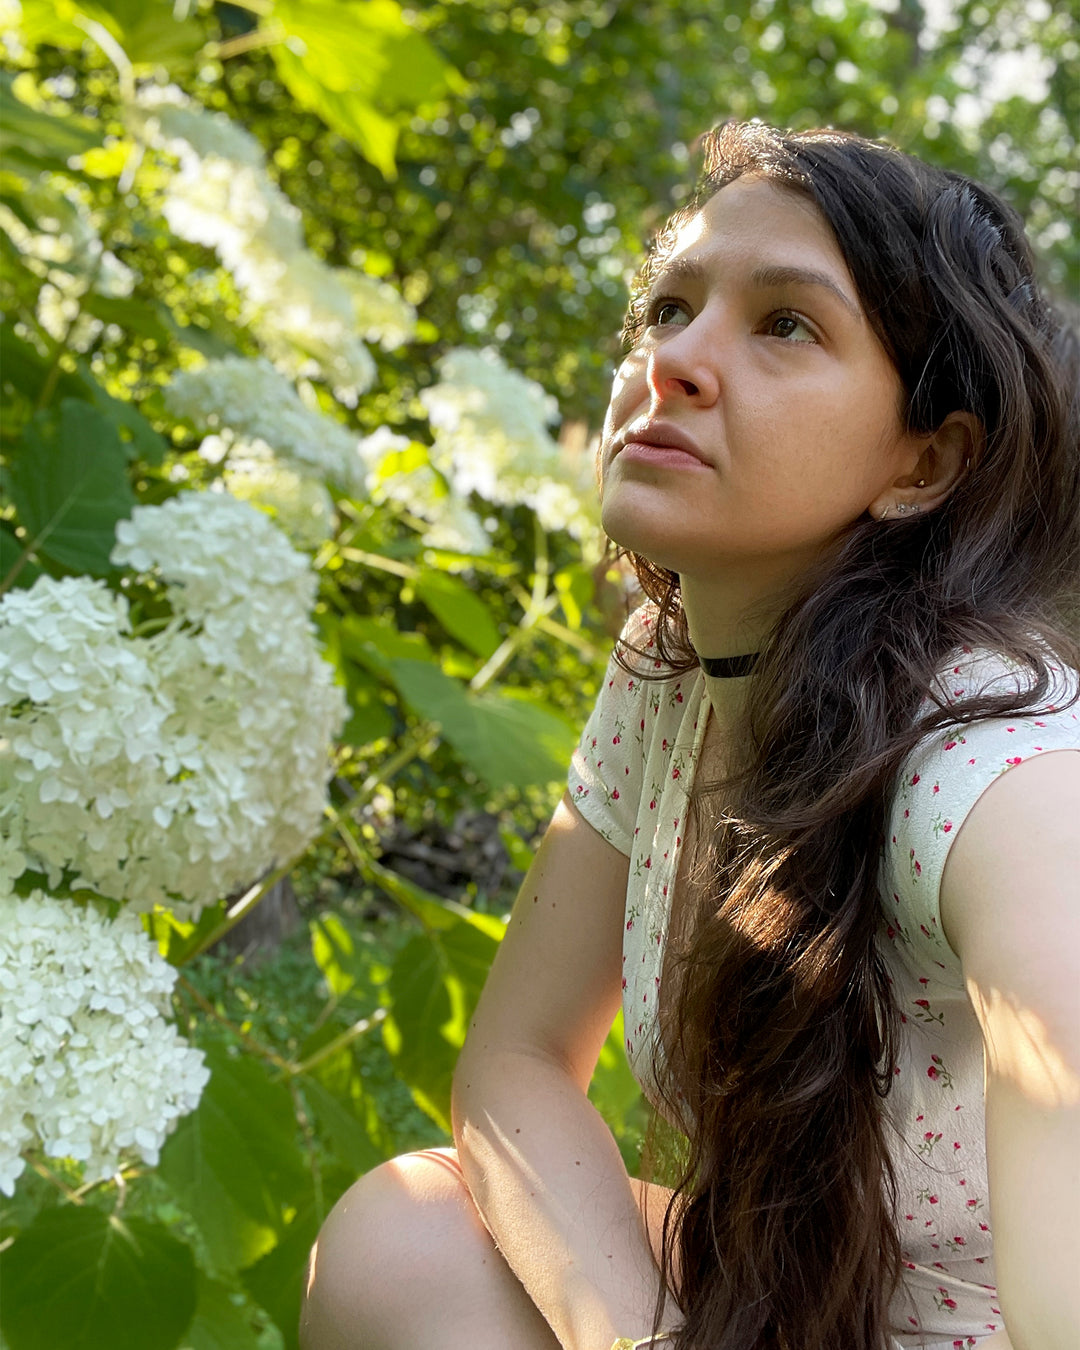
[{"left": 0, "top": 0, "right": 1075, "bottom": 1345}]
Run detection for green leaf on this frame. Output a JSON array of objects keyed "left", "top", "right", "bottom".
[
  {"left": 91, "top": 0, "right": 205, "bottom": 68},
  {"left": 388, "top": 659, "right": 577, "bottom": 789},
  {"left": 310, "top": 914, "right": 362, "bottom": 999},
  {"left": 0, "top": 328, "right": 95, "bottom": 410},
  {"left": 415, "top": 568, "right": 502, "bottom": 659},
  {"left": 341, "top": 664, "right": 394, "bottom": 748},
  {"left": 3, "top": 397, "right": 134, "bottom": 575},
  {"left": 340, "top": 614, "right": 436, "bottom": 673},
  {"left": 383, "top": 913, "right": 501, "bottom": 1132},
  {"left": 240, "top": 1201, "right": 322, "bottom": 1350},
  {"left": 146, "top": 902, "right": 229, "bottom": 966},
  {"left": 159, "top": 1050, "right": 307, "bottom": 1276},
  {"left": 80, "top": 292, "right": 175, "bottom": 347},
  {"left": 269, "top": 0, "right": 459, "bottom": 178},
  {"left": 178, "top": 1272, "right": 261, "bottom": 1350},
  {"left": 554, "top": 565, "right": 593, "bottom": 631},
  {"left": 0, "top": 73, "right": 102, "bottom": 168},
  {"left": 0, "top": 1206, "right": 196, "bottom": 1350},
  {"left": 298, "top": 1075, "right": 384, "bottom": 1175}
]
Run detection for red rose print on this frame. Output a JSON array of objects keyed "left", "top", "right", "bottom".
[
  {"left": 944, "top": 740, "right": 957, "bottom": 751},
  {"left": 911, "top": 773, "right": 920, "bottom": 785}
]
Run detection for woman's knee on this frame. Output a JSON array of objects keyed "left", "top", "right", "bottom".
[{"left": 300, "top": 1148, "right": 493, "bottom": 1349}]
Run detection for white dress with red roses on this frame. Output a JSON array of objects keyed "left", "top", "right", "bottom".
[{"left": 567, "top": 604, "right": 1080, "bottom": 1350}]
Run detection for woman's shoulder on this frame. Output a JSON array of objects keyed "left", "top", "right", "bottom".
[{"left": 882, "top": 644, "right": 1080, "bottom": 976}]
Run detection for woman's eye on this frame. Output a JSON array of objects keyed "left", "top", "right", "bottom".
[
  {"left": 650, "top": 300, "right": 689, "bottom": 327},
  {"left": 767, "top": 312, "right": 816, "bottom": 343}
]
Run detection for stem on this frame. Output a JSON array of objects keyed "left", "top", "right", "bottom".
[
  {"left": 25, "top": 1156, "right": 82, "bottom": 1203},
  {"left": 289, "top": 1078, "right": 325, "bottom": 1223},
  {"left": 182, "top": 854, "right": 299, "bottom": 962},
  {"left": 337, "top": 546, "right": 418, "bottom": 579},
  {"left": 210, "top": 22, "right": 287, "bottom": 62},
  {"left": 0, "top": 544, "right": 35, "bottom": 596},
  {"left": 293, "top": 1008, "right": 387, "bottom": 1077},
  {"left": 176, "top": 974, "right": 293, "bottom": 1072},
  {"left": 327, "top": 806, "right": 438, "bottom": 936},
  {"left": 182, "top": 730, "right": 437, "bottom": 963},
  {"left": 355, "top": 724, "right": 437, "bottom": 803},
  {"left": 469, "top": 514, "right": 554, "bottom": 692}
]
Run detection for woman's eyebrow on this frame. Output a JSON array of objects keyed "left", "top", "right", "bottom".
[
  {"left": 749, "top": 263, "right": 861, "bottom": 319},
  {"left": 650, "top": 256, "right": 861, "bottom": 321}
]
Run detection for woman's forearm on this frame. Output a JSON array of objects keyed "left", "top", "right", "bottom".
[{"left": 451, "top": 1046, "right": 670, "bottom": 1350}]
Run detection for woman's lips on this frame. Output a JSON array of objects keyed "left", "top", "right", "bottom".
[{"left": 616, "top": 424, "right": 710, "bottom": 470}]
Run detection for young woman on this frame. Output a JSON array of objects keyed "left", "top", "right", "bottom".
[{"left": 300, "top": 122, "right": 1080, "bottom": 1350}]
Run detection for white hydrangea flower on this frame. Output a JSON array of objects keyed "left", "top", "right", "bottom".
[
  {"left": 421, "top": 348, "right": 598, "bottom": 541},
  {"left": 129, "top": 86, "right": 414, "bottom": 393},
  {"left": 359, "top": 427, "right": 491, "bottom": 555},
  {"left": 218, "top": 440, "right": 336, "bottom": 550},
  {"left": 165, "top": 356, "right": 366, "bottom": 492},
  {"left": 1, "top": 494, "right": 346, "bottom": 916},
  {"left": 0, "top": 891, "right": 210, "bottom": 1194}
]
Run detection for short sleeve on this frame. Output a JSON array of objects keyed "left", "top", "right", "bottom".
[
  {"left": 567, "top": 605, "right": 657, "bottom": 855},
  {"left": 884, "top": 652, "right": 1080, "bottom": 979}
]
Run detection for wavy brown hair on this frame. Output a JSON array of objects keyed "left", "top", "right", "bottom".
[{"left": 614, "top": 123, "right": 1080, "bottom": 1349}]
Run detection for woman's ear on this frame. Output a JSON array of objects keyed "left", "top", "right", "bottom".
[{"left": 869, "top": 412, "right": 984, "bottom": 521}]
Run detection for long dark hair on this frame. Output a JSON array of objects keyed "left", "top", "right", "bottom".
[{"left": 615, "top": 123, "right": 1080, "bottom": 1349}]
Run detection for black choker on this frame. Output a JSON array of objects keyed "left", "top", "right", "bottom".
[{"left": 699, "top": 652, "right": 760, "bottom": 678}]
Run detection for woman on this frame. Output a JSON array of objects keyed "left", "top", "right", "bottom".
[{"left": 300, "top": 122, "right": 1080, "bottom": 1350}]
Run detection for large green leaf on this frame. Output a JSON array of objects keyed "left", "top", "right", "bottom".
[
  {"left": 388, "top": 658, "right": 576, "bottom": 789},
  {"left": 239, "top": 1199, "right": 323, "bottom": 1350},
  {"left": 91, "top": 0, "right": 205, "bottom": 68},
  {"left": 0, "top": 329, "right": 95, "bottom": 410},
  {"left": 0, "top": 73, "right": 102, "bottom": 168},
  {"left": 340, "top": 613, "right": 437, "bottom": 673},
  {"left": 270, "top": 0, "right": 458, "bottom": 178},
  {"left": 310, "top": 913, "right": 364, "bottom": 999},
  {"left": 159, "top": 1050, "right": 307, "bottom": 1276},
  {"left": 415, "top": 568, "right": 502, "bottom": 659},
  {"left": 0, "top": 1206, "right": 196, "bottom": 1350},
  {"left": 383, "top": 914, "right": 501, "bottom": 1132},
  {"left": 3, "top": 397, "right": 135, "bottom": 575},
  {"left": 298, "top": 1075, "right": 384, "bottom": 1175},
  {"left": 179, "top": 1273, "right": 261, "bottom": 1350},
  {"left": 10, "top": 0, "right": 202, "bottom": 66}
]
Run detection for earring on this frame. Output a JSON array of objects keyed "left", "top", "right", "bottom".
[
  {"left": 916, "top": 479, "right": 926, "bottom": 488},
  {"left": 894, "top": 502, "right": 921, "bottom": 515}
]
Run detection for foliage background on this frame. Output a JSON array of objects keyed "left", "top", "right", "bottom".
[{"left": 0, "top": 1, "right": 1075, "bottom": 1346}]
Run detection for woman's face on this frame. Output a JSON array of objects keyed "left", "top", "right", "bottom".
[{"left": 599, "top": 176, "right": 925, "bottom": 590}]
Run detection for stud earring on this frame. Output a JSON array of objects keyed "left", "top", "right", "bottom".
[
  {"left": 916, "top": 479, "right": 926, "bottom": 488},
  {"left": 894, "top": 502, "right": 921, "bottom": 515}
]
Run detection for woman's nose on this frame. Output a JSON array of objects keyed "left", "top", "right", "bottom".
[{"left": 645, "top": 322, "right": 722, "bottom": 407}]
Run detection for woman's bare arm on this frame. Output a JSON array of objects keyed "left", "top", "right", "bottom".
[
  {"left": 451, "top": 793, "right": 669, "bottom": 1350},
  {"left": 941, "top": 749, "right": 1080, "bottom": 1350}
]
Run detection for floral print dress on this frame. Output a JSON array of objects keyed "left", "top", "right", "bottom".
[{"left": 567, "top": 604, "right": 1080, "bottom": 1349}]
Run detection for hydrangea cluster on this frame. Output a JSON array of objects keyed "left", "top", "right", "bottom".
[
  {"left": 421, "top": 349, "right": 598, "bottom": 541},
  {"left": 165, "top": 355, "right": 365, "bottom": 494},
  {"left": 129, "top": 85, "right": 415, "bottom": 400},
  {"left": 359, "top": 427, "right": 491, "bottom": 555},
  {"left": 0, "top": 492, "right": 346, "bottom": 916},
  {"left": 214, "top": 439, "right": 337, "bottom": 550},
  {"left": 0, "top": 891, "right": 209, "bottom": 1195}
]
